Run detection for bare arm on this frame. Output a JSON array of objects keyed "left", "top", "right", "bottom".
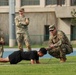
[
  {"left": 30, "top": 59, "right": 40, "bottom": 64},
  {"left": 30, "top": 59, "right": 35, "bottom": 64}
]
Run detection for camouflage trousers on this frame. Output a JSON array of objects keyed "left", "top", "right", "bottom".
[
  {"left": 16, "top": 33, "right": 31, "bottom": 51},
  {"left": 0, "top": 46, "right": 4, "bottom": 58},
  {"left": 48, "top": 44, "right": 73, "bottom": 59}
]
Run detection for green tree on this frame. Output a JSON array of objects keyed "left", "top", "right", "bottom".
[{"left": 71, "top": 9, "right": 76, "bottom": 25}]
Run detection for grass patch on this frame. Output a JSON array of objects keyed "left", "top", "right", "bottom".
[
  {"left": 0, "top": 56, "right": 76, "bottom": 75},
  {"left": 72, "top": 44, "right": 76, "bottom": 48}
]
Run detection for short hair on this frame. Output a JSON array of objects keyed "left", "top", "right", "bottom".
[{"left": 39, "top": 48, "right": 47, "bottom": 54}]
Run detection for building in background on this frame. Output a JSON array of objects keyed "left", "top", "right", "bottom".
[{"left": 0, "top": 0, "right": 76, "bottom": 45}]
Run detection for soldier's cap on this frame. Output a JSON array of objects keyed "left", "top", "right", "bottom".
[
  {"left": 19, "top": 8, "right": 24, "bottom": 12},
  {"left": 49, "top": 24, "right": 55, "bottom": 31}
]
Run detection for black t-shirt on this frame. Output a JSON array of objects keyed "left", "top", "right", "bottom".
[
  {"left": 9, "top": 50, "right": 39, "bottom": 64},
  {"left": 21, "top": 50, "right": 39, "bottom": 61}
]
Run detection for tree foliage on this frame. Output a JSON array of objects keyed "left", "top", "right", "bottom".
[{"left": 71, "top": 9, "right": 76, "bottom": 25}]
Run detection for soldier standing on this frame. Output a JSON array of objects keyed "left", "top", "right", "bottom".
[
  {"left": 15, "top": 8, "right": 31, "bottom": 51},
  {"left": 0, "top": 29, "right": 5, "bottom": 58},
  {"left": 47, "top": 24, "right": 73, "bottom": 62}
]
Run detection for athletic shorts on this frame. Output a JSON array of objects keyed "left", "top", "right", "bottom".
[{"left": 8, "top": 50, "right": 22, "bottom": 64}]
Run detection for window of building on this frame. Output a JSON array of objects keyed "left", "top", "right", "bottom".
[
  {"left": 46, "top": 0, "right": 57, "bottom": 5},
  {"left": 71, "top": 25, "right": 76, "bottom": 40},
  {"left": 44, "top": 25, "right": 49, "bottom": 41},
  {"left": 0, "top": 0, "right": 9, "bottom": 6},
  {"left": 57, "top": 0, "right": 65, "bottom": 6},
  {"left": 45, "top": 0, "right": 65, "bottom": 5},
  {"left": 71, "top": 0, "right": 76, "bottom": 6},
  {"left": 21, "top": 0, "right": 40, "bottom": 6}
]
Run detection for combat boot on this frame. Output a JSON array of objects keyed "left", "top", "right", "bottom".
[{"left": 60, "top": 57, "right": 67, "bottom": 63}]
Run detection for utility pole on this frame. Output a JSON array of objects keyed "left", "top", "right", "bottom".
[{"left": 9, "top": 0, "right": 16, "bottom": 47}]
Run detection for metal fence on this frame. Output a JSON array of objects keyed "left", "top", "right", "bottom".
[
  {"left": 3, "top": 34, "right": 76, "bottom": 45},
  {"left": 29, "top": 34, "right": 71, "bottom": 45},
  {"left": 30, "top": 35, "right": 48, "bottom": 45}
]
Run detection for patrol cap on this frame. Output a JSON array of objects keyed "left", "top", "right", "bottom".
[
  {"left": 19, "top": 8, "right": 24, "bottom": 12},
  {"left": 49, "top": 24, "right": 55, "bottom": 31}
]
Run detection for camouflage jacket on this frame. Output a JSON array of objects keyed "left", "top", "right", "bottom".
[
  {"left": 0, "top": 36, "right": 4, "bottom": 52},
  {"left": 0, "top": 30, "right": 5, "bottom": 46},
  {"left": 15, "top": 15, "right": 29, "bottom": 34},
  {"left": 49, "top": 30, "right": 72, "bottom": 47}
]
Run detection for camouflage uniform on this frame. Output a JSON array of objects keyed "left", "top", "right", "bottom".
[
  {"left": 0, "top": 29, "right": 4, "bottom": 58},
  {"left": 48, "top": 25, "right": 73, "bottom": 60},
  {"left": 15, "top": 8, "right": 31, "bottom": 51}
]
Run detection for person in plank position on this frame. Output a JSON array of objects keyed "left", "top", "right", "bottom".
[{"left": 0, "top": 48, "right": 47, "bottom": 64}]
